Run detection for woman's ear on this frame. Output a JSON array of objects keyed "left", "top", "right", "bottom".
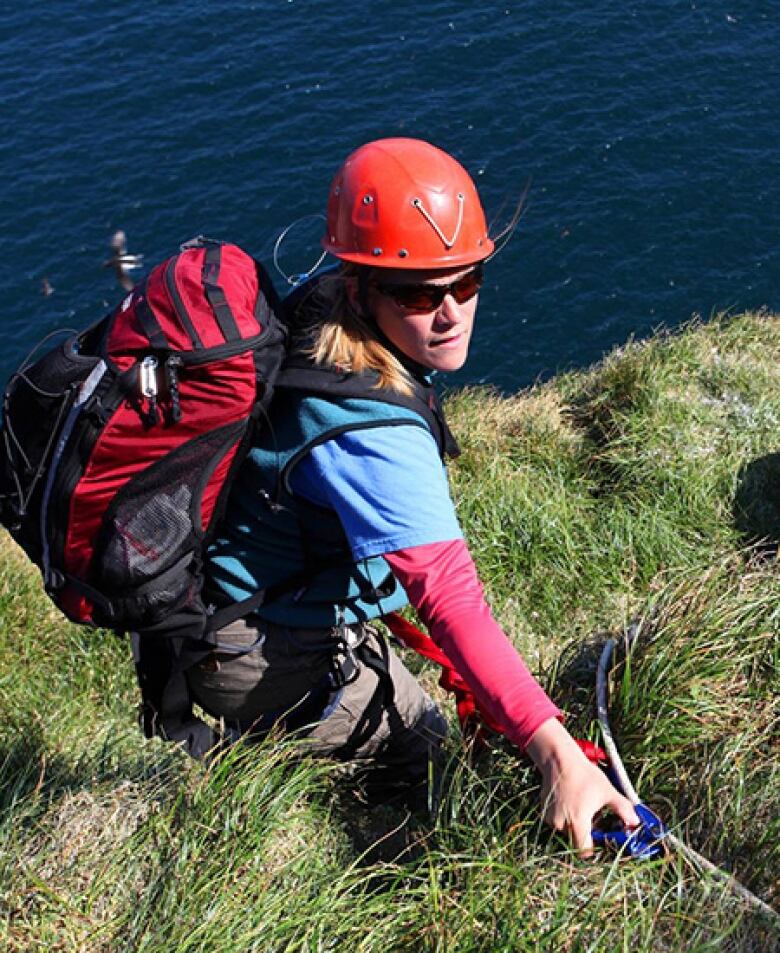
[{"left": 345, "top": 274, "right": 361, "bottom": 313}]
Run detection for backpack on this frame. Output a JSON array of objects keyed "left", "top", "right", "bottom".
[
  {"left": 0, "top": 238, "right": 466, "bottom": 756},
  {"left": 0, "top": 237, "right": 286, "bottom": 641},
  {"left": 0, "top": 236, "right": 459, "bottom": 643}
]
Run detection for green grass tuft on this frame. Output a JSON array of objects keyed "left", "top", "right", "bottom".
[{"left": 2, "top": 311, "right": 779, "bottom": 950}]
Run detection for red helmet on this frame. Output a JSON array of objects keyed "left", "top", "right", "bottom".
[{"left": 323, "top": 138, "right": 494, "bottom": 269}]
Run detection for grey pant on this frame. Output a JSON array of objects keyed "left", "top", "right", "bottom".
[{"left": 186, "top": 616, "right": 447, "bottom": 784}]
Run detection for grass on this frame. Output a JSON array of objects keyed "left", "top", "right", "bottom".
[{"left": 1, "top": 311, "right": 779, "bottom": 950}]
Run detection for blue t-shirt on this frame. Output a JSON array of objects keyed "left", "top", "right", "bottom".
[{"left": 289, "top": 423, "right": 463, "bottom": 560}]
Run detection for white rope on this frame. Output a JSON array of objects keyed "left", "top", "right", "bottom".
[
  {"left": 597, "top": 633, "right": 779, "bottom": 922},
  {"left": 411, "top": 193, "right": 464, "bottom": 249}
]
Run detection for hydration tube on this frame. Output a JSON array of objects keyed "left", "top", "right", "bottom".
[{"left": 597, "top": 630, "right": 779, "bottom": 922}]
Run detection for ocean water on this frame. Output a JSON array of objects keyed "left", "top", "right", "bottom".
[{"left": 2, "top": 1, "right": 778, "bottom": 391}]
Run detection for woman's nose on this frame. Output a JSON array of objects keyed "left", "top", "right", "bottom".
[{"left": 434, "top": 294, "right": 461, "bottom": 327}]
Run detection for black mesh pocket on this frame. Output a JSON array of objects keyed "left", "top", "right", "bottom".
[
  {"left": 1, "top": 333, "right": 106, "bottom": 560},
  {"left": 102, "top": 485, "right": 193, "bottom": 587},
  {"left": 96, "top": 419, "right": 247, "bottom": 623}
]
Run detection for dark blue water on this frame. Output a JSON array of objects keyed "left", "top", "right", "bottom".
[{"left": 3, "top": 2, "right": 778, "bottom": 391}]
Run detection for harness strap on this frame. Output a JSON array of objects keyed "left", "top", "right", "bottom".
[
  {"left": 333, "top": 632, "right": 396, "bottom": 760},
  {"left": 384, "top": 612, "right": 502, "bottom": 740},
  {"left": 233, "top": 680, "right": 339, "bottom": 740},
  {"left": 385, "top": 612, "right": 610, "bottom": 761}
]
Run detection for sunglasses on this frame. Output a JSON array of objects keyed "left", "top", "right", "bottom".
[{"left": 372, "top": 264, "right": 484, "bottom": 313}]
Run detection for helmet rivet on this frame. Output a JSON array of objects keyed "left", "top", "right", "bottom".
[
  {"left": 363, "top": 194, "right": 374, "bottom": 205},
  {"left": 398, "top": 249, "right": 408, "bottom": 258},
  {"left": 372, "top": 247, "right": 382, "bottom": 256}
]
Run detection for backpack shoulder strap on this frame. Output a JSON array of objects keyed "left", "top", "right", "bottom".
[
  {"left": 277, "top": 271, "right": 460, "bottom": 459},
  {"left": 276, "top": 354, "right": 460, "bottom": 460}
]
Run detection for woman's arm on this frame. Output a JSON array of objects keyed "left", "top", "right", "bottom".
[
  {"left": 385, "top": 539, "right": 639, "bottom": 855},
  {"left": 291, "top": 428, "right": 639, "bottom": 852},
  {"left": 384, "top": 539, "right": 559, "bottom": 750},
  {"left": 525, "top": 717, "right": 638, "bottom": 855}
]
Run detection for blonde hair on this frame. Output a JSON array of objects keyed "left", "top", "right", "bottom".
[{"left": 307, "top": 266, "right": 416, "bottom": 396}]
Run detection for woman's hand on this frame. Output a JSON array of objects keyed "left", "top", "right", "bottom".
[{"left": 525, "top": 717, "right": 640, "bottom": 857}]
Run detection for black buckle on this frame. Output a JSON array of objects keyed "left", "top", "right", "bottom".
[{"left": 328, "top": 639, "right": 359, "bottom": 688}]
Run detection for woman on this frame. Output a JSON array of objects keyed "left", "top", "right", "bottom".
[{"left": 196, "top": 138, "right": 638, "bottom": 854}]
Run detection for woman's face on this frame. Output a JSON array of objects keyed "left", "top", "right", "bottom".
[{"left": 363, "top": 264, "right": 482, "bottom": 372}]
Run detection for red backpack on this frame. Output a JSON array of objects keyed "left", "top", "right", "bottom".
[{"left": 0, "top": 237, "right": 286, "bottom": 640}]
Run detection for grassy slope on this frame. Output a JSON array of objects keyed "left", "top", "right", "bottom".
[{"left": 1, "top": 312, "right": 779, "bottom": 951}]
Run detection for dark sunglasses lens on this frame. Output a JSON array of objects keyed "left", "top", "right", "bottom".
[
  {"left": 451, "top": 269, "right": 483, "bottom": 303},
  {"left": 392, "top": 286, "right": 441, "bottom": 310}
]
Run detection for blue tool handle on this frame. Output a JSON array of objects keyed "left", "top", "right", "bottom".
[
  {"left": 592, "top": 828, "right": 628, "bottom": 847},
  {"left": 592, "top": 802, "right": 668, "bottom": 859}
]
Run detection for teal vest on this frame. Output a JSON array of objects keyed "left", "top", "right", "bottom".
[{"left": 207, "top": 389, "right": 434, "bottom": 627}]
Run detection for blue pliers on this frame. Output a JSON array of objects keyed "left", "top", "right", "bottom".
[
  {"left": 592, "top": 802, "right": 668, "bottom": 859},
  {"left": 577, "top": 739, "right": 668, "bottom": 860}
]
